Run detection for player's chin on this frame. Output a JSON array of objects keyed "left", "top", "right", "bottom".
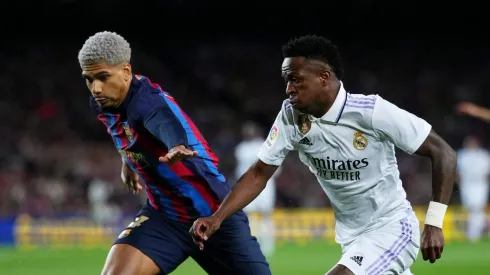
[
  {"left": 291, "top": 102, "right": 308, "bottom": 112},
  {"left": 97, "top": 100, "right": 113, "bottom": 109}
]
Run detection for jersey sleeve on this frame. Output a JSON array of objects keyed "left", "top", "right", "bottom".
[
  {"left": 257, "top": 103, "right": 296, "bottom": 166},
  {"left": 130, "top": 92, "right": 189, "bottom": 149},
  {"left": 371, "top": 96, "right": 432, "bottom": 154}
]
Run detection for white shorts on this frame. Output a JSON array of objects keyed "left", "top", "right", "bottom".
[{"left": 331, "top": 211, "right": 420, "bottom": 275}]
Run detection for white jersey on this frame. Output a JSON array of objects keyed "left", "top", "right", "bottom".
[
  {"left": 257, "top": 82, "right": 432, "bottom": 245},
  {"left": 457, "top": 148, "right": 490, "bottom": 185},
  {"left": 235, "top": 139, "right": 268, "bottom": 179},
  {"left": 457, "top": 148, "right": 490, "bottom": 211},
  {"left": 235, "top": 139, "right": 277, "bottom": 213}
]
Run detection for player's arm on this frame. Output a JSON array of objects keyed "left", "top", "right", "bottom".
[
  {"left": 190, "top": 105, "right": 295, "bottom": 249},
  {"left": 372, "top": 96, "right": 456, "bottom": 264},
  {"left": 214, "top": 114, "right": 293, "bottom": 222},
  {"left": 121, "top": 156, "right": 143, "bottom": 194},
  {"left": 135, "top": 94, "right": 197, "bottom": 164},
  {"left": 214, "top": 160, "right": 278, "bottom": 221},
  {"left": 144, "top": 105, "right": 188, "bottom": 148},
  {"left": 414, "top": 131, "right": 456, "bottom": 205},
  {"left": 456, "top": 102, "right": 490, "bottom": 122}
]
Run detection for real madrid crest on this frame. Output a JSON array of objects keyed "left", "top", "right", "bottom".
[
  {"left": 353, "top": 131, "right": 368, "bottom": 150},
  {"left": 122, "top": 125, "right": 134, "bottom": 143},
  {"left": 298, "top": 114, "right": 312, "bottom": 135}
]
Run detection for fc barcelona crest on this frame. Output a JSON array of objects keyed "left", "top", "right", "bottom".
[
  {"left": 353, "top": 131, "right": 368, "bottom": 150},
  {"left": 122, "top": 125, "right": 134, "bottom": 143},
  {"left": 298, "top": 114, "right": 312, "bottom": 135}
]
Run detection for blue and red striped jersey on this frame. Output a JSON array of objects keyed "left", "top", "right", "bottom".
[{"left": 90, "top": 74, "right": 229, "bottom": 222}]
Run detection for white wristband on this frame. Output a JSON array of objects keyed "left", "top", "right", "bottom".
[{"left": 424, "top": 201, "right": 448, "bottom": 229}]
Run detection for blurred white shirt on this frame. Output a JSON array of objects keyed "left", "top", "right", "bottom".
[{"left": 235, "top": 138, "right": 277, "bottom": 213}]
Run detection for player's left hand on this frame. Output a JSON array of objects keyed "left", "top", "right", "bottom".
[
  {"left": 159, "top": 145, "right": 198, "bottom": 165},
  {"left": 189, "top": 215, "right": 223, "bottom": 250},
  {"left": 421, "top": 224, "right": 445, "bottom": 263}
]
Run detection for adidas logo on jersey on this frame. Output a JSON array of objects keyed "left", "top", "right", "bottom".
[
  {"left": 299, "top": 137, "right": 313, "bottom": 146},
  {"left": 350, "top": 256, "right": 363, "bottom": 266}
]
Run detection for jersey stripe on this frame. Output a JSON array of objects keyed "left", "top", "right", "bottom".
[
  {"left": 137, "top": 133, "right": 217, "bottom": 217},
  {"left": 159, "top": 92, "right": 226, "bottom": 182},
  {"left": 345, "top": 94, "right": 376, "bottom": 109}
]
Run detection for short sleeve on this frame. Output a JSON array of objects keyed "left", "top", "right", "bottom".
[
  {"left": 130, "top": 92, "right": 189, "bottom": 149},
  {"left": 372, "top": 96, "right": 432, "bottom": 154},
  {"left": 257, "top": 104, "right": 296, "bottom": 166}
]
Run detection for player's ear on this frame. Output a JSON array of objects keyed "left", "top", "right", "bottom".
[
  {"left": 122, "top": 63, "right": 132, "bottom": 81},
  {"left": 320, "top": 70, "right": 331, "bottom": 86}
]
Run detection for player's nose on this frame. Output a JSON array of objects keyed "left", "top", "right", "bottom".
[
  {"left": 91, "top": 81, "right": 103, "bottom": 95},
  {"left": 285, "top": 82, "right": 297, "bottom": 96}
]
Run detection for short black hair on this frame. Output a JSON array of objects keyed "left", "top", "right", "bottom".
[{"left": 282, "top": 35, "right": 344, "bottom": 80}]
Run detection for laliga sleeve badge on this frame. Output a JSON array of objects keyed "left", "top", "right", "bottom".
[
  {"left": 265, "top": 123, "right": 279, "bottom": 149},
  {"left": 353, "top": 131, "right": 368, "bottom": 150}
]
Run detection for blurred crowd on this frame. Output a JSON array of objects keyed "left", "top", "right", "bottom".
[{"left": 1, "top": 38, "right": 490, "bottom": 220}]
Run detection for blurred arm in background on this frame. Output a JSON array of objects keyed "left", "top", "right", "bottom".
[{"left": 456, "top": 102, "right": 490, "bottom": 122}]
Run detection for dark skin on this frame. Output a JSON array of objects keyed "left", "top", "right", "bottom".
[{"left": 189, "top": 57, "right": 457, "bottom": 274}]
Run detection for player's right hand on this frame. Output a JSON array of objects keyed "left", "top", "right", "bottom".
[
  {"left": 121, "top": 163, "right": 143, "bottom": 194},
  {"left": 189, "top": 216, "right": 223, "bottom": 250},
  {"left": 159, "top": 145, "right": 198, "bottom": 165}
]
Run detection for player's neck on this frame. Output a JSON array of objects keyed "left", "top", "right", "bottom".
[
  {"left": 316, "top": 81, "right": 341, "bottom": 118},
  {"left": 114, "top": 78, "right": 132, "bottom": 108}
]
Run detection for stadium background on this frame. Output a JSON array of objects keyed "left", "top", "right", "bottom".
[{"left": 0, "top": 2, "right": 489, "bottom": 274}]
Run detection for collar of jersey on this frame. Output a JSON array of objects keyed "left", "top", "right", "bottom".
[{"left": 310, "top": 81, "right": 347, "bottom": 123}]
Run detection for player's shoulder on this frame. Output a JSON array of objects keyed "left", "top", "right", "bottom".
[
  {"left": 337, "top": 93, "right": 396, "bottom": 136},
  {"left": 128, "top": 75, "right": 161, "bottom": 103},
  {"left": 126, "top": 75, "right": 172, "bottom": 120},
  {"left": 344, "top": 93, "right": 379, "bottom": 111},
  {"left": 339, "top": 93, "right": 379, "bottom": 123}
]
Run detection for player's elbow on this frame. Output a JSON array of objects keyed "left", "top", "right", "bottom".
[
  {"left": 420, "top": 131, "right": 457, "bottom": 168},
  {"left": 433, "top": 140, "right": 457, "bottom": 169},
  {"left": 447, "top": 147, "right": 457, "bottom": 169}
]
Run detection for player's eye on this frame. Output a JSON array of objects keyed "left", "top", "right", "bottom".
[
  {"left": 288, "top": 77, "right": 300, "bottom": 84},
  {"left": 98, "top": 75, "right": 109, "bottom": 81}
]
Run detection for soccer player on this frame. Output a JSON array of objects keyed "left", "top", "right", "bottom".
[
  {"left": 456, "top": 135, "right": 490, "bottom": 242},
  {"left": 235, "top": 121, "right": 278, "bottom": 257},
  {"left": 190, "top": 35, "right": 457, "bottom": 275},
  {"left": 78, "top": 31, "right": 271, "bottom": 275}
]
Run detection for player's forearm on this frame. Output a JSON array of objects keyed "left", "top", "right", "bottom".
[
  {"left": 429, "top": 143, "right": 457, "bottom": 204},
  {"left": 213, "top": 160, "right": 276, "bottom": 222},
  {"left": 415, "top": 130, "right": 456, "bottom": 229},
  {"left": 415, "top": 130, "right": 456, "bottom": 204}
]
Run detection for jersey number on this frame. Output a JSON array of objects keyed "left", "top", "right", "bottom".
[{"left": 118, "top": 215, "right": 149, "bottom": 239}]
